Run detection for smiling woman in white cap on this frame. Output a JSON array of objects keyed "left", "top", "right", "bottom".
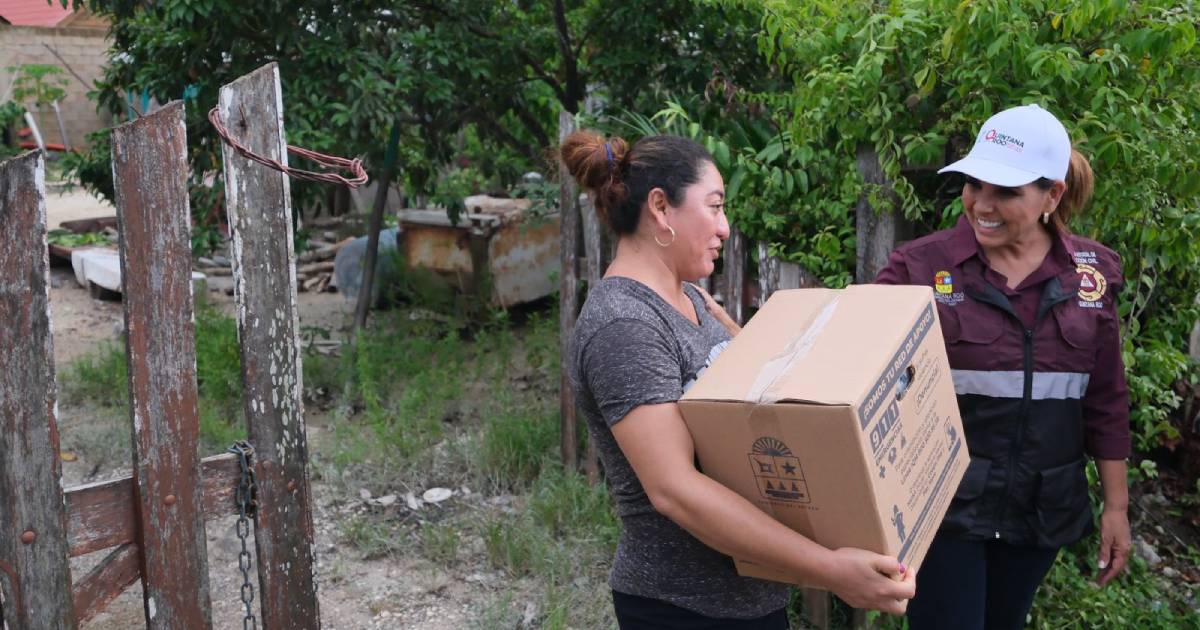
[{"left": 876, "top": 104, "right": 1133, "bottom": 630}]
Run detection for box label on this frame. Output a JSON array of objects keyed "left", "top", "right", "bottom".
[
  {"left": 858, "top": 303, "right": 936, "bottom": 430},
  {"left": 898, "top": 431, "right": 962, "bottom": 563}
]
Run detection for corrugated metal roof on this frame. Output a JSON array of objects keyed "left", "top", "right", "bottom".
[{"left": 0, "top": 0, "right": 75, "bottom": 27}]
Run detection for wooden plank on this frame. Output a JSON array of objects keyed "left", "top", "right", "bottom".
[
  {"left": 855, "top": 144, "right": 900, "bottom": 284},
  {"left": 756, "top": 242, "right": 777, "bottom": 306},
  {"left": 111, "top": 100, "right": 213, "bottom": 629},
  {"left": 558, "top": 110, "right": 581, "bottom": 472},
  {"left": 580, "top": 194, "right": 602, "bottom": 484},
  {"left": 755, "top": 242, "right": 824, "bottom": 308},
  {"left": 66, "top": 454, "right": 241, "bottom": 557},
  {"left": 722, "top": 227, "right": 747, "bottom": 324},
  {"left": 801, "top": 588, "right": 831, "bottom": 629},
  {"left": 72, "top": 543, "right": 141, "bottom": 625},
  {"left": 0, "top": 151, "right": 77, "bottom": 629},
  {"left": 217, "top": 62, "right": 321, "bottom": 629}
]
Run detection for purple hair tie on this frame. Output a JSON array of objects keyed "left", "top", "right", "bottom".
[{"left": 604, "top": 142, "right": 615, "bottom": 167}]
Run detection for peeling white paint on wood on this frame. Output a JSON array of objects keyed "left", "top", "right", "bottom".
[
  {"left": 216, "top": 63, "right": 320, "bottom": 628},
  {"left": 1, "top": 150, "right": 76, "bottom": 627}
]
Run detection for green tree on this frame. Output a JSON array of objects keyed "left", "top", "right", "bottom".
[
  {"left": 8, "top": 64, "right": 69, "bottom": 110},
  {"left": 67, "top": 0, "right": 765, "bottom": 212},
  {"left": 703, "top": 0, "right": 1200, "bottom": 452}
]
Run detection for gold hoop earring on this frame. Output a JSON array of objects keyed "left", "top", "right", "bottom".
[
  {"left": 654, "top": 225, "right": 676, "bottom": 248},
  {"left": 1042, "top": 212, "right": 1052, "bottom": 225}
]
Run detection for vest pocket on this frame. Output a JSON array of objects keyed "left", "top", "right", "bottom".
[
  {"left": 943, "top": 302, "right": 1005, "bottom": 345},
  {"left": 1052, "top": 305, "right": 1099, "bottom": 372},
  {"left": 940, "top": 457, "right": 991, "bottom": 534},
  {"left": 1034, "top": 458, "right": 1093, "bottom": 547}
]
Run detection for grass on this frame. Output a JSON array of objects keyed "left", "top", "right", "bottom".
[
  {"left": 59, "top": 302, "right": 247, "bottom": 459},
  {"left": 302, "top": 302, "right": 618, "bottom": 627}
]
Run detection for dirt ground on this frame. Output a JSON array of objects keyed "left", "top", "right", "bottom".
[{"left": 44, "top": 189, "right": 511, "bottom": 629}]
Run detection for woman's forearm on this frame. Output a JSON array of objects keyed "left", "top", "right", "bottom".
[
  {"left": 648, "top": 467, "right": 837, "bottom": 584},
  {"left": 1096, "top": 459, "right": 1129, "bottom": 512}
]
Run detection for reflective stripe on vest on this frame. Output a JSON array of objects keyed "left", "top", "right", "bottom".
[{"left": 951, "top": 370, "right": 1090, "bottom": 400}]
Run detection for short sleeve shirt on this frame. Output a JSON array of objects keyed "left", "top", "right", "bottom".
[{"left": 570, "top": 277, "right": 789, "bottom": 619}]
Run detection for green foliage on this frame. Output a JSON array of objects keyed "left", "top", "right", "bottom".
[
  {"left": 480, "top": 466, "right": 618, "bottom": 628},
  {"left": 1030, "top": 535, "right": 1199, "bottom": 628},
  {"left": 0, "top": 101, "right": 26, "bottom": 158},
  {"left": 46, "top": 229, "right": 112, "bottom": 248},
  {"left": 313, "top": 303, "right": 563, "bottom": 498},
  {"left": 62, "top": 341, "right": 129, "bottom": 408},
  {"left": 862, "top": 535, "right": 1199, "bottom": 630},
  {"left": 711, "top": 0, "right": 1200, "bottom": 451},
  {"left": 430, "top": 166, "right": 488, "bottom": 224},
  {"left": 339, "top": 514, "right": 404, "bottom": 559},
  {"left": 418, "top": 520, "right": 461, "bottom": 565},
  {"left": 609, "top": 97, "right": 857, "bottom": 286},
  {"left": 7, "top": 64, "right": 69, "bottom": 109},
  {"left": 481, "top": 468, "right": 619, "bottom": 579},
  {"left": 71, "top": 0, "right": 767, "bottom": 224},
  {"left": 57, "top": 129, "right": 114, "bottom": 201}
]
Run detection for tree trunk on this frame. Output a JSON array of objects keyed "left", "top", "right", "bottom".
[{"left": 351, "top": 123, "right": 401, "bottom": 338}]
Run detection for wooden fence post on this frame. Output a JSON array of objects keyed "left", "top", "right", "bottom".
[
  {"left": 0, "top": 151, "right": 77, "bottom": 629},
  {"left": 216, "top": 63, "right": 321, "bottom": 629},
  {"left": 855, "top": 144, "right": 900, "bottom": 284},
  {"left": 558, "top": 110, "right": 581, "bottom": 472},
  {"left": 756, "top": 242, "right": 823, "bottom": 304},
  {"left": 723, "top": 227, "right": 748, "bottom": 324},
  {"left": 580, "top": 194, "right": 603, "bottom": 483},
  {"left": 111, "top": 100, "right": 214, "bottom": 628},
  {"left": 756, "top": 242, "right": 780, "bottom": 304}
]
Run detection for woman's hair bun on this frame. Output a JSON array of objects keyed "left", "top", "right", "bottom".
[{"left": 559, "top": 130, "right": 629, "bottom": 223}]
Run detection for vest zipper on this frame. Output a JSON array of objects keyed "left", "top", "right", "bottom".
[{"left": 992, "top": 328, "right": 1035, "bottom": 539}]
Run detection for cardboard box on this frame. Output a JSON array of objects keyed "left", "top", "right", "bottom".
[{"left": 679, "top": 285, "right": 968, "bottom": 586}]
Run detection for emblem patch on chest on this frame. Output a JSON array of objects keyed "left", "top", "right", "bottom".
[
  {"left": 933, "top": 270, "right": 964, "bottom": 305},
  {"left": 1076, "top": 263, "right": 1107, "bottom": 308}
]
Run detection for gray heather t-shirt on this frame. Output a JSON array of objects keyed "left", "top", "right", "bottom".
[{"left": 570, "top": 277, "right": 790, "bottom": 619}]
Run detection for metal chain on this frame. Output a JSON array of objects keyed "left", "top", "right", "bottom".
[{"left": 228, "top": 441, "right": 258, "bottom": 630}]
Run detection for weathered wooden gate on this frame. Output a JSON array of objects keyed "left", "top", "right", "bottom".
[{"left": 1, "top": 64, "right": 320, "bottom": 629}]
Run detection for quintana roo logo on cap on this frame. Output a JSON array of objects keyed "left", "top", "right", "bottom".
[
  {"left": 982, "top": 128, "right": 1025, "bottom": 152},
  {"left": 934, "top": 270, "right": 954, "bottom": 294},
  {"left": 1076, "top": 263, "right": 1107, "bottom": 303},
  {"left": 748, "top": 437, "right": 811, "bottom": 504}
]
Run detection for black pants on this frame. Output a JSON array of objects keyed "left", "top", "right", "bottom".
[
  {"left": 907, "top": 536, "right": 1060, "bottom": 630},
  {"left": 612, "top": 590, "right": 789, "bottom": 629}
]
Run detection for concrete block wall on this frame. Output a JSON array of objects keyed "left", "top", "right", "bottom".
[{"left": 1, "top": 24, "right": 114, "bottom": 152}]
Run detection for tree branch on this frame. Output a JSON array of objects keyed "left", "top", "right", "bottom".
[
  {"left": 464, "top": 106, "right": 538, "bottom": 162},
  {"left": 552, "top": 0, "right": 583, "bottom": 111},
  {"left": 572, "top": 8, "right": 615, "bottom": 60},
  {"left": 510, "top": 98, "right": 552, "bottom": 149},
  {"left": 401, "top": 2, "right": 571, "bottom": 107}
]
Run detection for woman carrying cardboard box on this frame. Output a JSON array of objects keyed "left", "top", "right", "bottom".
[
  {"left": 561, "top": 130, "right": 915, "bottom": 628},
  {"left": 876, "top": 104, "right": 1132, "bottom": 630}
]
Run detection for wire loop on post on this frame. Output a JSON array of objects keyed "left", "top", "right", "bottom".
[{"left": 207, "top": 106, "right": 368, "bottom": 187}]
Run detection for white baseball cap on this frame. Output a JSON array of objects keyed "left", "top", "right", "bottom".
[{"left": 938, "top": 104, "right": 1071, "bottom": 186}]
